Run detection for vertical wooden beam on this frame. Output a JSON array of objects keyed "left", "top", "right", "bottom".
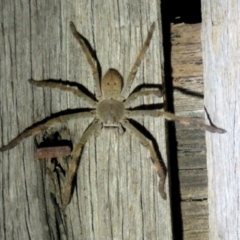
[
  {"left": 202, "top": 0, "right": 240, "bottom": 239},
  {"left": 171, "top": 23, "right": 209, "bottom": 240},
  {"left": 0, "top": 0, "right": 172, "bottom": 238}
]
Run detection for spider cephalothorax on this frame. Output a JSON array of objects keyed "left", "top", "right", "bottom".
[
  {"left": 0, "top": 22, "right": 225, "bottom": 207},
  {"left": 96, "top": 69, "right": 125, "bottom": 126}
]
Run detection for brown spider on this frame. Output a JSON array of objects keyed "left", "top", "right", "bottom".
[{"left": 0, "top": 22, "right": 225, "bottom": 207}]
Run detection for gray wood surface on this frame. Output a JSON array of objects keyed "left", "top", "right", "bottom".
[
  {"left": 202, "top": 1, "right": 240, "bottom": 239},
  {"left": 0, "top": 0, "right": 172, "bottom": 239},
  {"left": 171, "top": 23, "right": 209, "bottom": 239}
]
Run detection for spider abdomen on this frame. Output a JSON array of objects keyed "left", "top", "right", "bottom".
[{"left": 96, "top": 99, "right": 125, "bottom": 126}]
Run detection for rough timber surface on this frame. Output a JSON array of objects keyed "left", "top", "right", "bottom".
[
  {"left": 202, "top": 1, "right": 240, "bottom": 239},
  {"left": 0, "top": 1, "right": 172, "bottom": 239},
  {"left": 171, "top": 23, "right": 209, "bottom": 239}
]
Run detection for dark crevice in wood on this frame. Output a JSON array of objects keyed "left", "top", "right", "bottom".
[
  {"left": 161, "top": 2, "right": 183, "bottom": 239},
  {"left": 166, "top": 0, "right": 202, "bottom": 24}
]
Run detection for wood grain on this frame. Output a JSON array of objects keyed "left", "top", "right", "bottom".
[
  {"left": 0, "top": 0, "right": 172, "bottom": 239},
  {"left": 202, "top": 1, "right": 240, "bottom": 239},
  {"left": 181, "top": 201, "right": 208, "bottom": 240},
  {"left": 171, "top": 23, "right": 209, "bottom": 239}
]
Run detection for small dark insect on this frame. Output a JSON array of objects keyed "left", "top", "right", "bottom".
[{"left": 0, "top": 22, "right": 225, "bottom": 207}]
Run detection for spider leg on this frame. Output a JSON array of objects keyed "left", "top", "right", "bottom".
[
  {"left": 122, "top": 119, "right": 167, "bottom": 199},
  {"left": 121, "top": 23, "right": 155, "bottom": 99},
  {"left": 0, "top": 111, "right": 95, "bottom": 151},
  {"left": 29, "top": 79, "right": 97, "bottom": 107},
  {"left": 61, "top": 119, "right": 101, "bottom": 206},
  {"left": 124, "top": 89, "right": 163, "bottom": 108},
  {"left": 127, "top": 110, "right": 226, "bottom": 133},
  {"left": 70, "top": 22, "right": 102, "bottom": 100}
]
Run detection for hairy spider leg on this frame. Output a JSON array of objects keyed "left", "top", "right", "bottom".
[
  {"left": 122, "top": 119, "right": 167, "bottom": 199},
  {"left": 0, "top": 111, "right": 95, "bottom": 151},
  {"left": 29, "top": 79, "right": 97, "bottom": 107},
  {"left": 124, "top": 89, "right": 163, "bottom": 108},
  {"left": 61, "top": 119, "right": 101, "bottom": 206},
  {"left": 121, "top": 23, "right": 156, "bottom": 100},
  {"left": 127, "top": 110, "right": 226, "bottom": 133},
  {"left": 70, "top": 22, "right": 102, "bottom": 100}
]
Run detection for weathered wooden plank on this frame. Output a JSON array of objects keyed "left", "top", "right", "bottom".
[
  {"left": 171, "top": 23, "right": 209, "bottom": 239},
  {"left": 179, "top": 169, "right": 207, "bottom": 200},
  {"left": 202, "top": 1, "right": 240, "bottom": 239},
  {"left": 181, "top": 201, "right": 208, "bottom": 240},
  {"left": 171, "top": 23, "right": 203, "bottom": 78},
  {"left": 0, "top": 0, "right": 172, "bottom": 239}
]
